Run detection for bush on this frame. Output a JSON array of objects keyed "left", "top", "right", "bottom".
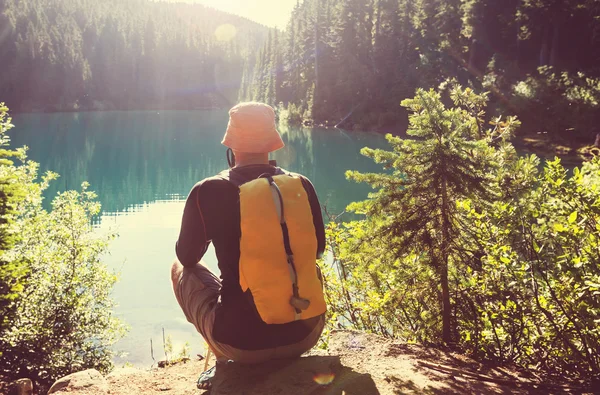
[
  {"left": 511, "top": 67, "right": 600, "bottom": 143},
  {"left": 0, "top": 105, "right": 126, "bottom": 391},
  {"left": 0, "top": 103, "right": 27, "bottom": 332},
  {"left": 460, "top": 157, "right": 600, "bottom": 379},
  {"left": 323, "top": 85, "right": 600, "bottom": 381}
]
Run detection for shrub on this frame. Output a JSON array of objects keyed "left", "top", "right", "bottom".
[
  {"left": 0, "top": 103, "right": 28, "bottom": 333},
  {"left": 511, "top": 67, "right": 600, "bottom": 143},
  {"left": 0, "top": 105, "right": 126, "bottom": 391},
  {"left": 323, "top": 85, "right": 600, "bottom": 381}
]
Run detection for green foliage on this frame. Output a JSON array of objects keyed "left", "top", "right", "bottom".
[
  {"left": 323, "top": 86, "right": 600, "bottom": 380},
  {"left": 0, "top": 0, "right": 268, "bottom": 112},
  {"left": 0, "top": 107, "right": 126, "bottom": 390},
  {"left": 0, "top": 183, "right": 126, "bottom": 389},
  {"left": 344, "top": 85, "right": 518, "bottom": 342},
  {"left": 178, "top": 342, "right": 190, "bottom": 361},
  {"left": 459, "top": 156, "right": 600, "bottom": 378},
  {"left": 322, "top": 219, "right": 439, "bottom": 339},
  {"left": 0, "top": 103, "right": 27, "bottom": 334},
  {"left": 159, "top": 332, "right": 190, "bottom": 366},
  {"left": 278, "top": 102, "right": 309, "bottom": 126},
  {"left": 511, "top": 67, "right": 600, "bottom": 142},
  {"left": 164, "top": 333, "right": 174, "bottom": 363},
  {"left": 240, "top": 0, "right": 600, "bottom": 142}
]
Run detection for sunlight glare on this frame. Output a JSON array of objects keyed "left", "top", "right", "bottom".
[
  {"left": 313, "top": 372, "right": 335, "bottom": 385},
  {"left": 193, "top": 0, "right": 297, "bottom": 29},
  {"left": 0, "top": 23, "right": 11, "bottom": 45},
  {"left": 214, "top": 24, "right": 237, "bottom": 42}
]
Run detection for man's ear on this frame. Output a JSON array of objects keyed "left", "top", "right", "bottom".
[{"left": 227, "top": 148, "right": 236, "bottom": 168}]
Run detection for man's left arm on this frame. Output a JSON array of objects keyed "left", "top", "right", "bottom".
[{"left": 176, "top": 182, "right": 210, "bottom": 267}]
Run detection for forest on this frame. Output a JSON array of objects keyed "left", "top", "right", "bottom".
[
  {"left": 0, "top": 0, "right": 268, "bottom": 112},
  {"left": 241, "top": 0, "right": 600, "bottom": 144},
  {"left": 1, "top": 0, "right": 599, "bottom": 144}
]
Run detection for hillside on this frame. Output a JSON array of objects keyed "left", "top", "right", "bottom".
[
  {"left": 0, "top": 0, "right": 268, "bottom": 112},
  {"left": 240, "top": 0, "right": 600, "bottom": 144}
]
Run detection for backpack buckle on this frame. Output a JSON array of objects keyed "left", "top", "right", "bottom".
[{"left": 290, "top": 296, "right": 311, "bottom": 311}]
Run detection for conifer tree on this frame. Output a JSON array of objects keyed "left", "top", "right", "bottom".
[
  {"left": 346, "top": 86, "right": 519, "bottom": 343},
  {"left": 238, "top": 0, "right": 599, "bottom": 139},
  {"left": 273, "top": 29, "right": 285, "bottom": 105}
]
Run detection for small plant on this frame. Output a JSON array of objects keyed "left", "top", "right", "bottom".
[
  {"left": 158, "top": 330, "right": 190, "bottom": 367},
  {"left": 178, "top": 342, "right": 190, "bottom": 361},
  {"left": 163, "top": 329, "right": 173, "bottom": 363}
]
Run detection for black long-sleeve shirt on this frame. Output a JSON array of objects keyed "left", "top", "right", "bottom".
[{"left": 176, "top": 164, "right": 326, "bottom": 350}]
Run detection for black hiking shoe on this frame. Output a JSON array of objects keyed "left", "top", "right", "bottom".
[
  {"left": 196, "top": 365, "right": 217, "bottom": 390},
  {"left": 197, "top": 360, "right": 234, "bottom": 391}
]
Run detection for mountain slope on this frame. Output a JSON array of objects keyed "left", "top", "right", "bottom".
[{"left": 0, "top": 0, "right": 269, "bottom": 112}]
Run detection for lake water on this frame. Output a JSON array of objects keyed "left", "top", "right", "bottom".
[{"left": 9, "top": 110, "right": 387, "bottom": 366}]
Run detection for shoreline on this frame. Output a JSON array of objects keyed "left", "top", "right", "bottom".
[
  {"left": 513, "top": 134, "right": 599, "bottom": 166},
  {"left": 10, "top": 106, "right": 229, "bottom": 115},
  {"left": 10, "top": 108, "right": 598, "bottom": 165}
]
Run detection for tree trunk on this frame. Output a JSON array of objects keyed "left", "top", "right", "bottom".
[
  {"left": 539, "top": 24, "right": 550, "bottom": 67},
  {"left": 440, "top": 173, "right": 452, "bottom": 344},
  {"left": 314, "top": 0, "right": 319, "bottom": 106},
  {"left": 549, "top": 22, "right": 560, "bottom": 67},
  {"left": 440, "top": 254, "right": 452, "bottom": 343}
]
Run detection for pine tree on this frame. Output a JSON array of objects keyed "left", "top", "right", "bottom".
[
  {"left": 346, "top": 86, "right": 519, "bottom": 343},
  {"left": 273, "top": 29, "right": 285, "bottom": 105},
  {"left": 264, "top": 30, "right": 276, "bottom": 105}
]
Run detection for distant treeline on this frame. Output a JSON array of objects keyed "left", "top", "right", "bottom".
[
  {"left": 0, "top": 0, "right": 268, "bottom": 112},
  {"left": 241, "top": 0, "right": 600, "bottom": 142},
  {"left": 1, "top": 0, "right": 598, "bottom": 142}
]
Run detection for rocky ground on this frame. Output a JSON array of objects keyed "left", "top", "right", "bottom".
[{"left": 5, "top": 330, "right": 593, "bottom": 395}]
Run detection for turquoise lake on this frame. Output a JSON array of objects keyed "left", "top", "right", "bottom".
[{"left": 10, "top": 110, "right": 388, "bottom": 366}]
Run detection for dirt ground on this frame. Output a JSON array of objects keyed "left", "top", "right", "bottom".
[
  {"left": 2, "top": 330, "right": 593, "bottom": 394},
  {"left": 100, "top": 330, "right": 590, "bottom": 395}
]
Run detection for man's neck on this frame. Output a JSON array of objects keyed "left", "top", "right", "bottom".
[
  {"left": 233, "top": 152, "right": 270, "bottom": 168},
  {"left": 234, "top": 159, "right": 270, "bottom": 168}
]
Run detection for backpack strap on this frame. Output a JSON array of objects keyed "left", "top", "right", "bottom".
[
  {"left": 264, "top": 175, "right": 311, "bottom": 320},
  {"left": 219, "top": 167, "right": 286, "bottom": 187}
]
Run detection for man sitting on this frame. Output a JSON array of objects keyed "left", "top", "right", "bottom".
[{"left": 170, "top": 102, "right": 327, "bottom": 389}]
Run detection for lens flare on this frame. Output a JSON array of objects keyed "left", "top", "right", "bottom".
[
  {"left": 313, "top": 372, "right": 335, "bottom": 385},
  {"left": 214, "top": 24, "right": 237, "bottom": 42}
]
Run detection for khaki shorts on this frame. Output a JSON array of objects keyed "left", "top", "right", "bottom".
[{"left": 172, "top": 260, "right": 325, "bottom": 363}]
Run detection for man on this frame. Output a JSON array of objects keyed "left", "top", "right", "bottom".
[{"left": 171, "top": 102, "right": 326, "bottom": 389}]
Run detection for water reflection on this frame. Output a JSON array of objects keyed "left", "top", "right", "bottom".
[
  {"left": 12, "top": 111, "right": 386, "bottom": 216},
  {"left": 96, "top": 200, "right": 219, "bottom": 366},
  {"left": 10, "top": 110, "right": 387, "bottom": 365},
  {"left": 12, "top": 111, "right": 229, "bottom": 213}
]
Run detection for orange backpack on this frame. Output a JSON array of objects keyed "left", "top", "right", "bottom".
[{"left": 238, "top": 174, "right": 327, "bottom": 324}]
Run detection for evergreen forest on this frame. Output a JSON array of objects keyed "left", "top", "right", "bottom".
[
  {"left": 241, "top": 0, "right": 600, "bottom": 144},
  {"left": 0, "top": 0, "right": 268, "bottom": 112}
]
